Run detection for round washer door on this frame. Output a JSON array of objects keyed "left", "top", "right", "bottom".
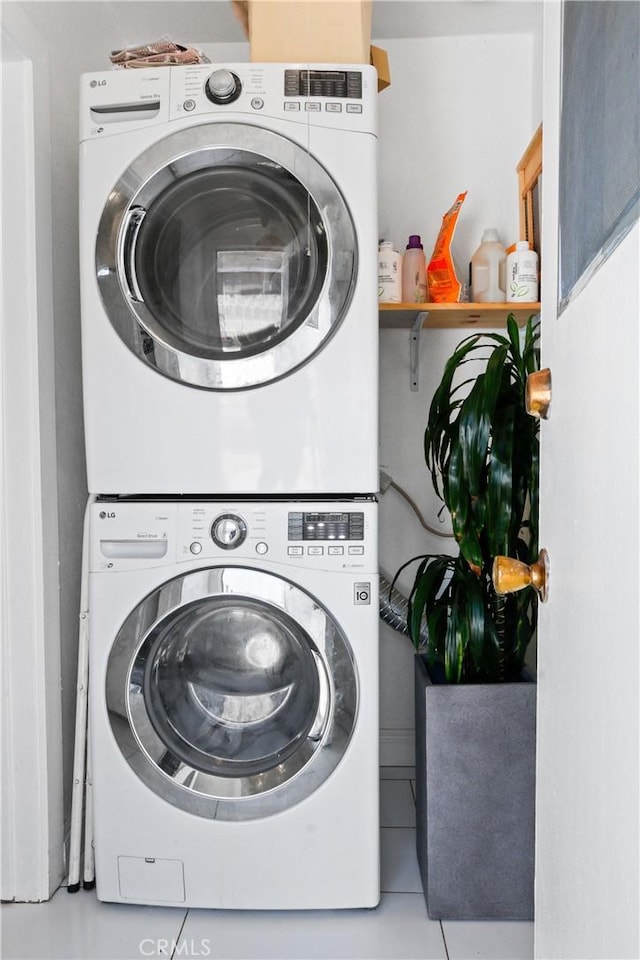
[
  {"left": 95, "top": 122, "right": 357, "bottom": 391},
  {"left": 106, "top": 566, "right": 358, "bottom": 820}
]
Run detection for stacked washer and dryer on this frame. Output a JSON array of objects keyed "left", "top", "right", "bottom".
[{"left": 79, "top": 62, "right": 380, "bottom": 910}]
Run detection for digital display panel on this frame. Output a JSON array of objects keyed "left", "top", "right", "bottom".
[
  {"left": 284, "top": 70, "right": 362, "bottom": 99},
  {"left": 288, "top": 511, "right": 364, "bottom": 541}
]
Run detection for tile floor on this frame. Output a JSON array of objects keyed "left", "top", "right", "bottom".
[{"left": 1, "top": 769, "right": 533, "bottom": 960}]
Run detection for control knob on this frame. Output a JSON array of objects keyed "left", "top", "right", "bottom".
[
  {"left": 205, "top": 69, "right": 242, "bottom": 105},
  {"left": 211, "top": 513, "right": 247, "bottom": 549}
]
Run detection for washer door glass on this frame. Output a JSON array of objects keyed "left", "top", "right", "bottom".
[
  {"left": 96, "top": 123, "right": 357, "bottom": 390},
  {"left": 142, "top": 597, "right": 322, "bottom": 778},
  {"left": 107, "top": 567, "right": 358, "bottom": 820}
]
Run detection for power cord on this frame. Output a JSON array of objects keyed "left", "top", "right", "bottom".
[{"left": 379, "top": 468, "right": 455, "bottom": 540}]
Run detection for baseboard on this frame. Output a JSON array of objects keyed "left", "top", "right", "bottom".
[{"left": 379, "top": 727, "right": 414, "bottom": 767}]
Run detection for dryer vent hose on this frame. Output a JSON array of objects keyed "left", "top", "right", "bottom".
[{"left": 379, "top": 572, "right": 429, "bottom": 647}]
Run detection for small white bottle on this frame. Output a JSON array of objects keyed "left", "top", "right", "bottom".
[
  {"left": 506, "top": 241, "right": 539, "bottom": 302},
  {"left": 401, "top": 235, "right": 428, "bottom": 303},
  {"left": 378, "top": 240, "right": 402, "bottom": 302},
  {"left": 471, "top": 228, "right": 507, "bottom": 303}
]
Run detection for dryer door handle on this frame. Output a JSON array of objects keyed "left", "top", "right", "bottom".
[{"left": 118, "top": 205, "right": 146, "bottom": 303}]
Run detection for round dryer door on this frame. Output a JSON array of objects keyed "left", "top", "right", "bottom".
[
  {"left": 96, "top": 123, "right": 357, "bottom": 390},
  {"left": 106, "top": 566, "right": 358, "bottom": 820}
]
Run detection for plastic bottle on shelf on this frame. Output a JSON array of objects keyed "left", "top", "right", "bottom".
[
  {"left": 401, "top": 235, "right": 428, "bottom": 303},
  {"left": 377, "top": 240, "right": 402, "bottom": 302},
  {"left": 506, "top": 241, "right": 539, "bottom": 302},
  {"left": 470, "top": 228, "right": 507, "bottom": 303}
]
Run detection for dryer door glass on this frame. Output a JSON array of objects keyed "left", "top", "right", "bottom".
[
  {"left": 96, "top": 123, "right": 357, "bottom": 390},
  {"left": 133, "top": 164, "right": 326, "bottom": 360},
  {"left": 106, "top": 566, "right": 358, "bottom": 820}
]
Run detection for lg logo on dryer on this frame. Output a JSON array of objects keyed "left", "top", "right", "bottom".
[
  {"left": 99, "top": 511, "right": 116, "bottom": 519},
  {"left": 354, "top": 582, "right": 371, "bottom": 605},
  {"left": 90, "top": 80, "right": 107, "bottom": 87}
]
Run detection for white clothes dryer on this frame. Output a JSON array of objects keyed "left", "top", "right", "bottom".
[
  {"left": 79, "top": 64, "right": 379, "bottom": 496},
  {"left": 88, "top": 497, "right": 379, "bottom": 909}
]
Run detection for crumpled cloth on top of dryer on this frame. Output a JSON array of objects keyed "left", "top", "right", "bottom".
[{"left": 110, "top": 38, "right": 209, "bottom": 68}]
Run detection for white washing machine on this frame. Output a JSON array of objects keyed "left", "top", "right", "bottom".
[
  {"left": 79, "top": 64, "right": 378, "bottom": 496},
  {"left": 88, "top": 497, "right": 379, "bottom": 909}
]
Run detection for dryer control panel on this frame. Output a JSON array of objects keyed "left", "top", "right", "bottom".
[
  {"left": 169, "top": 63, "right": 376, "bottom": 132},
  {"left": 79, "top": 62, "right": 378, "bottom": 141}
]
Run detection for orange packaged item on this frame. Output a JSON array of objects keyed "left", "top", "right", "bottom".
[{"left": 426, "top": 191, "right": 467, "bottom": 303}]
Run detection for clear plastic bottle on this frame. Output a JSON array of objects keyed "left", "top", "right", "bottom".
[
  {"left": 506, "top": 241, "right": 539, "bottom": 302},
  {"left": 378, "top": 240, "right": 402, "bottom": 302},
  {"left": 401, "top": 235, "right": 428, "bottom": 303},
  {"left": 470, "top": 228, "right": 506, "bottom": 303}
]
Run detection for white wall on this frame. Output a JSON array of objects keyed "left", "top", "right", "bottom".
[
  {"left": 41, "top": 23, "right": 90, "bottom": 838},
  {"left": 1, "top": 5, "right": 64, "bottom": 899},
  {"left": 2, "top": 0, "right": 97, "bottom": 847},
  {"left": 378, "top": 34, "right": 538, "bottom": 261}
]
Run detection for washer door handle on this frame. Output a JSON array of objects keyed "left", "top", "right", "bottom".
[{"left": 118, "top": 205, "right": 146, "bottom": 303}]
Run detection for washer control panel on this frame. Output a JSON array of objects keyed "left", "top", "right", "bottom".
[
  {"left": 287, "top": 511, "right": 364, "bottom": 541},
  {"left": 180, "top": 501, "right": 374, "bottom": 568},
  {"left": 91, "top": 500, "right": 376, "bottom": 572}
]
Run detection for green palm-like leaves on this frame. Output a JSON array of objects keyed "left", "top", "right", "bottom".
[{"left": 405, "top": 314, "right": 540, "bottom": 683}]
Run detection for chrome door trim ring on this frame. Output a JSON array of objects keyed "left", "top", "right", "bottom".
[
  {"left": 95, "top": 122, "right": 357, "bottom": 391},
  {"left": 105, "top": 566, "right": 358, "bottom": 821}
]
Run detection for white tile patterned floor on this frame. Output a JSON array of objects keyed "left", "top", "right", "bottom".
[{"left": 1, "top": 769, "right": 533, "bottom": 960}]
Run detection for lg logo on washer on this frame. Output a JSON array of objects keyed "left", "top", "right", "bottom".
[
  {"left": 99, "top": 511, "right": 116, "bottom": 519},
  {"left": 90, "top": 79, "right": 107, "bottom": 87},
  {"left": 354, "top": 582, "right": 371, "bottom": 605}
]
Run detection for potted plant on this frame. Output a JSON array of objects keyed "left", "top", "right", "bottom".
[{"left": 395, "top": 314, "right": 540, "bottom": 920}]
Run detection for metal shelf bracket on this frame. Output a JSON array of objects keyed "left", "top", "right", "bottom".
[{"left": 410, "top": 312, "right": 428, "bottom": 391}]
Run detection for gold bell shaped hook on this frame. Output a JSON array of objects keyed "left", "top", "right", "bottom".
[
  {"left": 525, "top": 368, "right": 552, "bottom": 420},
  {"left": 492, "top": 549, "right": 550, "bottom": 603}
]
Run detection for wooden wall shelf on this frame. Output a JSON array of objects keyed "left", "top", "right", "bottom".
[
  {"left": 379, "top": 302, "right": 541, "bottom": 329},
  {"left": 380, "top": 302, "right": 541, "bottom": 391}
]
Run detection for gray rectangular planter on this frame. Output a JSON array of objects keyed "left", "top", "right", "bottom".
[{"left": 414, "top": 654, "right": 536, "bottom": 920}]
